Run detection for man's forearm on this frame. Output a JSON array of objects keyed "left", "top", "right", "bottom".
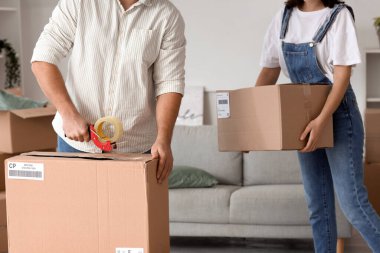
[
  {"left": 31, "top": 61, "right": 78, "bottom": 117},
  {"left": 255, "top": 67, "right": 281, "bottom": 86},
  {"left": 155, "top": 92, "right": 182, "bottom": 144}
]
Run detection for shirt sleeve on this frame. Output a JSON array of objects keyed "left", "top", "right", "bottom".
[
  {"left": 331, "top": 8, "right": 361, "bottom": 66},
  {"left": 153, "top": 7, "right": 186, "bottom": 97},
  {"left": 31, "top": 0, "right": 79, "bottom": 65},
  {"left": 259, "top": 10, "right": 282, "bottom": 68}
]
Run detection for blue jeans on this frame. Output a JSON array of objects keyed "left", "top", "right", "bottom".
[
  {"left": 298, "top": 89, "right": 380, "bottom": 252},
  {"left": 57, "top": 137, "right": 84, "bottom": 153}
]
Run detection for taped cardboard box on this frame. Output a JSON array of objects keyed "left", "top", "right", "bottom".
[
  {"left": 365, "top": 109, "right": 380, "bottom": 163},
  {"left": 5, "top": 152, "right": 169, "bottom": 253},
  {"left": 0, "top": 192, "right": 7, "bottom": 253},
  {"left": 217, "top": 84, "right": 333, "bottom": 151},
  {"left": 364, "top": 163, "right": 380, "bottom": 215},
  {"left": 0, "top": 106, "right": 56, "bottom": 153}
]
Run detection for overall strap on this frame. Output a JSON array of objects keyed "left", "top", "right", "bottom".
[
  {"left": 312, "top": 4, "right": 352, "bottom": 43},
  {"left": 280, "top": 6, "right": 293, "bottom": 40}
]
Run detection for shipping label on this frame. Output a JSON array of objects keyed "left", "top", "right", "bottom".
[
  {"left": 7, "top": 162, "right": 44, "bottom": 181},
  {"left": 216, "top": 92, "right": 230, "bottom": 119}
]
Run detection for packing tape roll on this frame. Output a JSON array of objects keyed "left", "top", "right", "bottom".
[{"left": 94, "top": 116, "right": 123, "bottom": 143}]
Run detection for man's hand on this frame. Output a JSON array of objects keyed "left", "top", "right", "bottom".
[
  {"left": 299, "top": 116, "right": 328, "bottom": 153},
  {"left": 62, "top": 112, "right": 90, "bottom": 142},
  {"left": 151, "top": 139, "right": 173, "bottom": 184}
]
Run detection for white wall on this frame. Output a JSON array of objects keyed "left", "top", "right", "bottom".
[{"left": 18, "top": 0, "right": 380, "bottom": 116}]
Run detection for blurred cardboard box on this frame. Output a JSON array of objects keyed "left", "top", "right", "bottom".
[
  {"left": 364, "top": 163, "right": 380, "bottom": 215},
  {"left": 365, "top": 109, "right": 380, "bottom": 163},
  {"left": 0, "top": 107, "right": 56, "bottom": 153},
  {"left": 217, "top": 84, "right": 333, "bottom": 151},
  {"left": 0, "top": 192, "right": 7, "bottom": 253},
  {"left": 5, "top": 152, "right": 169, "bottom": 253},
  {"left": 0, "top": 153, "right": 15, "bottom": 191}
]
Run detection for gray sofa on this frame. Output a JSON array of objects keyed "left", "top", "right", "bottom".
[{"left": 169, "top": 125, "right": 351, "bottom": 242}]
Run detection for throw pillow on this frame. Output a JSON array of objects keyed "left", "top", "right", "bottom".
[{"left": 169, "top": 166, "right": 218, "bottom": 189}]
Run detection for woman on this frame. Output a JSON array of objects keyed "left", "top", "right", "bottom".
[{"left": 256, "top": 0, "right": 380, "bottom": 252}]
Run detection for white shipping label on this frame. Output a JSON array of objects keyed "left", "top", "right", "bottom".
[
  {"left": 116, "top": 248, "right": 144, "bottom": 253},
  {"left": 216, "top": 92, "right": 230, "bottom": 119},
  {"left": 7, "top": 162, "right": 44, "bottom": 181}
]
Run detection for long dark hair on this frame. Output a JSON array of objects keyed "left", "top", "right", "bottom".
[{"left": 285, "top": 0, "right": 355, "bottom": 20}]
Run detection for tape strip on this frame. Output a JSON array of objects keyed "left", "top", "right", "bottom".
[
  {"left": 302, "top": 84, "right": 312, "bottom": 122},
  {"left": 94, "top": 116, "right": 123, "bottom": 143}
]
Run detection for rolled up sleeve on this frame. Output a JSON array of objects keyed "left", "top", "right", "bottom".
[
  {"left": 154, "top": 9, "right": 186, "bottom": 97},
  {"left": 31, "top": 0, "right": 78, "bottom": 65}
]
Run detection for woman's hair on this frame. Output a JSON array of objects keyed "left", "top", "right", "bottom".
[
  {"left": 285, "top": 0, "right": 355, "bottom": 20},
  {"left": 285, "top": 0, "right": 344, "bottom": 8}
]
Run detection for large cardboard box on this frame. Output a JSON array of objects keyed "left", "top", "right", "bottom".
[
  {"left": 364, "top": 163, "right": 380, "bottom": 215},
  {"left": 365, "top": 109, "right": 380, "bottom": 163},
  {"left": 0, "top": 107, "right": 57, "bottom": 153},
  {"left": 217, "top": 84, "right": 333, "bottom": 151},
  {"left": 0, "top": 192, "right": 7, "bottom": 253},
  {"left": 5, "top": 152, "right": 169, "bottom": 253}
]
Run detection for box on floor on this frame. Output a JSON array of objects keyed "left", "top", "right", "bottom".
[
  {"left": 0, "top": 106, "right": 56, "bottom": 154},
  {"left": 365, "top": 163, "right": 380, "bottom": 215},
  {"left": 5, "top": 152, "right": 169, "bottom": 253},
  {"left": 217, "top": 84, "right": 333, "bottom": 151},
  {"left": 365, "top": 109, "right": 380, "bottom": 163}
]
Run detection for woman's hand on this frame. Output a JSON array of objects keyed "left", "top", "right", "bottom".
[{"left": 299, "top": 116, "right": 329, "bottom": 153}]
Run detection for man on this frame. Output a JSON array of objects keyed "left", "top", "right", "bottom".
[{"left": 31, "top": 0, "right": 186, "bottom": 184}]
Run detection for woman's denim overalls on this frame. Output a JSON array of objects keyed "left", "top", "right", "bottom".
[{"left": 280, "top": 4, "right": 380, "bottom": 253}]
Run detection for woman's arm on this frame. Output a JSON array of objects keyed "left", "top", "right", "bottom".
[
  {"left": 255, "top": 67, "right": 281, "bottom": 86},
  {"left": 300, "top": 65, "right": 352, "bottom": 152}
]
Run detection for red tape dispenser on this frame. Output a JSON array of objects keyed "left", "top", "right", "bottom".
[{"left": 89, "top": 116, "right": 123, "bottom": 152}]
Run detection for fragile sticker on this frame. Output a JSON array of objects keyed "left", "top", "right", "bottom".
[
  {"left": 216, "top": 92, "right": 230, "bottom": 119},
  {"left": 7, "top": 162, "right": 44, "bottom": 181},
  {"left": 116, "top": 248, "right": 144, "bottom": 253}
]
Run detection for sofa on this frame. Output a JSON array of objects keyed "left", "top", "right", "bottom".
[{"left": 169, "top": 125, "right": 351, "bottom": 245}]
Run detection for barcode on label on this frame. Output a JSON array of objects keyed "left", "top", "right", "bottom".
[
  {"left": 8, "top": 162, "right": 44, "bottom": 181},
  {"left": 218, "top": 99, "right": 229, "bottom": 105},
  {"left": 116, "top": 248, "right": 144, "bottom": 253},
  {"left": 9, "top": 170, "right": 43, "bottom": 179}
]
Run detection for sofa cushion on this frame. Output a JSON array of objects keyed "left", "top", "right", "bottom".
[
  {"left": 230, "top": 185, "right": 309, "bottom": 225},
  {"left": 172, "top": 126, "right": 242, "bottom": 185},
  {"left": 169, "top": 185, "right": 240, "bottom": 224},
  {"left": 243, "top": 151, "right": 302, "bottom": 185},
  {"left": 169, "top": 166, "right": 218, "bottom": 189}
]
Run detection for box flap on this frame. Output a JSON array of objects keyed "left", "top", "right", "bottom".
[
  {"left": 10, "top": 106, "right": 56, "bottom": 119},
  {"left": 19, "top": 151, "right": 154, "bottom": 162}
]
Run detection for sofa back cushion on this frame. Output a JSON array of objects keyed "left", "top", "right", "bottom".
[
  {"left": 171, "top": 126, "right": 243, "bottom": 185},
  {"left": 243, "top": 151, "right": 302, "bottom": 185}
]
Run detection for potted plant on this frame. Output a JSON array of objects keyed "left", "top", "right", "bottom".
[
  {"left": 375, "top": 17, "right": 380, "bottom": 47},
  {"left": 0, "top": 39, "right": 21, "bottom": 90}
]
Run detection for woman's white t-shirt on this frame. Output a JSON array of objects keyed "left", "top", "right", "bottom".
[{"left": 260, "top": 6, "right": 361, "bottom": 82}]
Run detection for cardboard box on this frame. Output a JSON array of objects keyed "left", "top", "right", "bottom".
[
  {"left": 364, "top": 163, "right": 380, "bottom": 215},
  {"left": 217, "top": 84, "right": 333, "bottom": 151},
  {"left": 365, "top": 109, "right": 380, "bottom": 163},
  {"left": 0, "top": 192, "right": 7, "bottom": 253},
  {"left": 0, "top": 107, "right": 57, "bottom": 153},
  {"left": 5, "top": 152, "right": 169, "bottom": 253}
]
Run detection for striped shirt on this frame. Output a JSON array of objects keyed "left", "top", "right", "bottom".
[{"left": 32, "top": 0, "right": 186, "bottom": 153}]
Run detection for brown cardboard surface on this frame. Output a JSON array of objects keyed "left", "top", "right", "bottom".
[
  {"left": 366, "top": 138, "right": 380, "bottom": 163},
  {"left": 364, "top": 163, "right": 380, "bottom": 215},
  {"left": 217, "top": 84, "right": 333, "bottom": 151},
  {"left": 5, "top": 153, "right": 169, "bottom": 253},
  {"left": 0, "top": 107, "right": 56, "bottom": 153},
  {"left": 365, "top": 108, "right": 380, "bottom": 137},
  {"left": 0, "top": 227, "right": 7, "bottom": 253},
  {"left": 0, "top": 192, "right": 7, "bottom": 253}
]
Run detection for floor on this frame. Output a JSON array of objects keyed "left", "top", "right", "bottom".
[{"left": 170, "top": 229, "right": 372, "bottom": 253}]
